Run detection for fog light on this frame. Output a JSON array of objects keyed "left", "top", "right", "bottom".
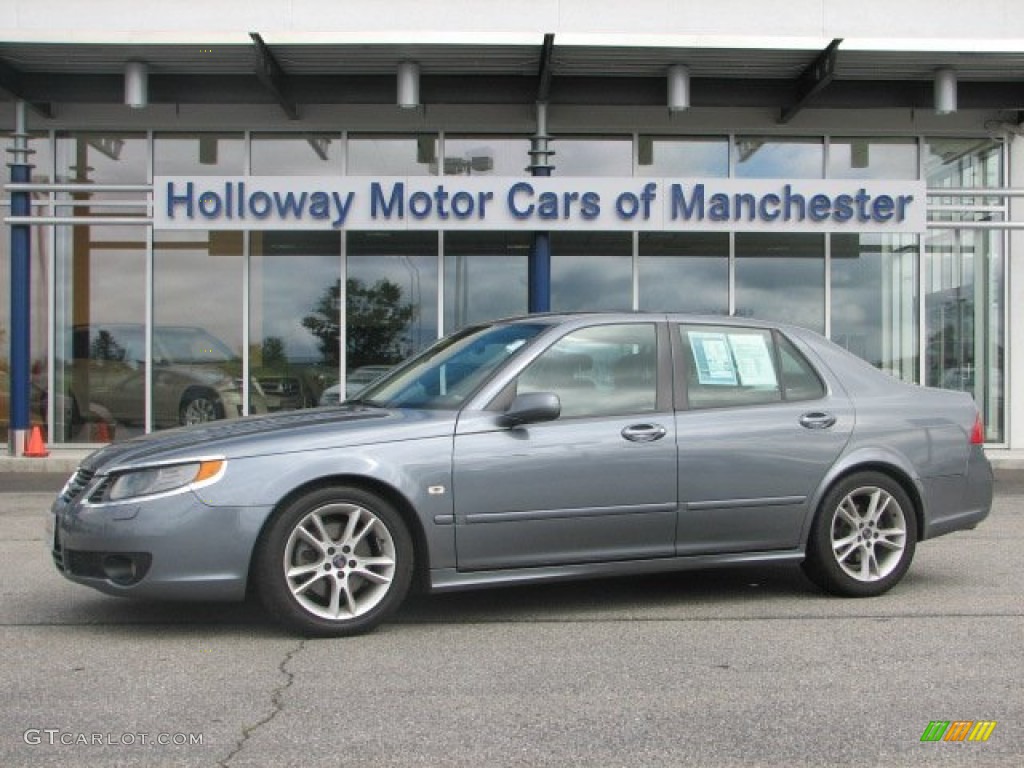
[{"left": 102, "top": 554, "right": 151, "bottom": 585}]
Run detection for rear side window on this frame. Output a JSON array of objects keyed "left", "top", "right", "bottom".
[
  {"left": 679, "top": 325, "right": 823, "bottom": 409},
  {"left": 777, "top": 333, "right": 826, "bottom": 401}
]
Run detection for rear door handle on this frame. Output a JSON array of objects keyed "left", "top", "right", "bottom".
[
  {"left": 621, "top": 424, "right": 668, "bottom": 443},
  {"left": 799, "top": 412, "right": 837, "bottom": 430}
]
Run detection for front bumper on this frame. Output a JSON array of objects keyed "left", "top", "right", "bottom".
[{"left": 50, "top": 470, "right": 273, "bottom": 601}]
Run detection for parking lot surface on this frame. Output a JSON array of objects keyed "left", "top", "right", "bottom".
[{"left": 0, "top": 471, "right": 1021, "bottom": 767}]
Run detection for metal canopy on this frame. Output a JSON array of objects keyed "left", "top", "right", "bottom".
[{"left": 1, "top": 37, "right": 1023, "bottom": 112}]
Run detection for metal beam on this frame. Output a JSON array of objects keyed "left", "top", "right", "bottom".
[
  {"left": 0, "top": 57, "right": 52, "bottom": 119},
  {"left": 249, "top": 32, "right": 299, "bottom": 120},
  {"left": 10, "top": 71, "right": 1024, "bottom": 111},
  {"left": 537, "top": 33, "right": 555, "bottom": 103},
  {"left": 779, "top": 38, "right": 842, "bottom": 124}
]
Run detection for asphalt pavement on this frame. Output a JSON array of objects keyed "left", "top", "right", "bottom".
[{"left": 0, "top": 471, "right": 1021, "bottom": 767}]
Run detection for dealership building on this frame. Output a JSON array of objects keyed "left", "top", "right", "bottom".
[{"left": 2, "top": 0, "right": 1024, "bottom": 460}]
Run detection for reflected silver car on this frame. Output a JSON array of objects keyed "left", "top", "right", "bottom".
[{"left": 50, "top": 313, "right": 993, "bottom": 637}]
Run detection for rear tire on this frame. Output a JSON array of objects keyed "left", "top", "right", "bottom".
[
  {"left": 254, "top": 486, "right": 413, "bottom": 637},
  {"left": 803, "top": 472, "right": 917, "bottom": 597},
  {"left": 179, "top": 389, "right": 222, "bottom": 425}
]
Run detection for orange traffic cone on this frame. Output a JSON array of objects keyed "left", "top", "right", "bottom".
[{"left": 24, "top": 425, "right": 50, "bottom": 458}]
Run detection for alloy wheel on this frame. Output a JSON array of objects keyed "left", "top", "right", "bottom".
[
  {"left": 829, "top": 485, "right": 908, "bottom": 582},
  {"left": 282, "top": 502, "right": 397, "bottom": 620}
]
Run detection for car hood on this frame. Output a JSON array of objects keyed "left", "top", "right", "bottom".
[{"left": 80, "top": 406, "right": 459, "bottom": 473}]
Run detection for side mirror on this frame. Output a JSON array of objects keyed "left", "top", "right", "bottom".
[{"left": 497, "top": 392, "right": 561, "bottom": 428}]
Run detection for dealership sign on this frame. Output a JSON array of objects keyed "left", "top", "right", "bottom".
[{"left": 154, "top": 177, "right": 927, "bottom": 233}]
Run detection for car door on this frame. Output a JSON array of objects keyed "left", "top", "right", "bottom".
[
  {"left": 452, "top": 321, "right": 678, "bottom": 571},
  {"left": 673, "top": 323, "right": 854, "bottom": 555},
  {"left": 87, "top": 325, "right": 147, "bottom": 423}
]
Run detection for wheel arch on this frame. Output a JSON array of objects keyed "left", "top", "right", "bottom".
[
  {"left": 245, "top": 474, "right": 431, "bottom": 598},
  {"left": 805, "top": 459, "right": 925, "bottom": 548}
]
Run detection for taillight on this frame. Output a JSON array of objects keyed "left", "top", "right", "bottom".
[{"left": 970, "top": 413, "right": 985, "bottom": 445}]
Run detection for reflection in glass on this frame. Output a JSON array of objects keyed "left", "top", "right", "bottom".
[
  {"left": 1, "top": 133, "right": 51, "bottom": 446},
  {"left": 638, "top": 233, "right": 728, "bottom": 313},
  {"left": 923, "top": 137, "right": 1005, "bottom": 441},
  {"left": 554, "top": 137, "right": 633, "bottom": 176},
  {"left": 443, "top": 137, "right": 530, "bottom": 176},
  {"left": 52, "top": 133, "right": 148, "bottom": 443},
  {"left": 54, "top": 225, "right": 147, "bottom": 443},
  {"left": 735, "top": 234, "right": 825, "bottom": 332},
  {"left": 735, "top": 137, "right": 823, "bottom": 179},
  {"left": 251, "top": 231, "right": 341, "bottom": 412},
  {"left": 831, "top": 234, "right": 919, "bottom": 382},
  {"left": 346, "top": 232, "right": 439, "bottom": 381},
  {"left": 828, "top": 138, "right": 918, "bottom": 179},
  {"left": 153, "top": 231, "right": 252, "bottom": 429},
  {"left": 251, "top": 133, "right": 344, "bottom": 176},
  {"left": 925, "top": 230, "right": 1004, "bottom": 441},
  {"left": 636, "top": 137, "right": 729, "bottom": 177},
  {"left": 925, "top": 137, "right": 1002, "bottom": 188},
  {"left": 444, "top": 232, "right": 529, "bottom": 331},
  {"left": 348, "top": 135, "right": 437, "bottom": 176},
  {"left": 551, "top": 233, "right": 633, "bottom": 312},
  {"left": 154, "top": 132, "right": 245, "bottom": 175}
]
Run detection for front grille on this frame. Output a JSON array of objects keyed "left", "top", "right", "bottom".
[{"left": 61, "top": 468, "right": 95, "bottom": 503}]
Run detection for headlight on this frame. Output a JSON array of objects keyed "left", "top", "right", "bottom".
[{"left": 107, "top": 460, "right": 225, "bottom": 501}]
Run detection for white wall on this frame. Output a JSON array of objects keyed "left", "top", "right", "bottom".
[{"left": 1, "top": 0, "right": 1022, "bottom": 46}]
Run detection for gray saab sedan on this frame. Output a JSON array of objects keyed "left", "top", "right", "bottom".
[{"left": 49, "top": 313, "right": 993, "bottom": 636}]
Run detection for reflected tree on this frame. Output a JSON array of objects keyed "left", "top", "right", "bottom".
[
  {"left": 261, "top": 336, "right": 287, "bottom": 369},
  {"left": 90, "top": 330, "right": 127, "bottom": 362},
  {"left": 302, "top": 278, "right": 415, "bottom": 369}
]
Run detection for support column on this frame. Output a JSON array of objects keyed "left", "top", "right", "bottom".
[
  {"left": 528, "top": 102, "right": 554, "bottom": 313},
  {"left": 7, "top": 102, "right": 34, "bottom": 456}
]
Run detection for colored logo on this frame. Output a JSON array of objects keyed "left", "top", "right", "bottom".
[{"left": 920, "top": 721, "right": 997, "bottom": 742}]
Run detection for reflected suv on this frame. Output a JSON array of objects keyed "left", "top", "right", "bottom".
[{"left": 69, "top": 324, "right": 267, "bottom": 427}]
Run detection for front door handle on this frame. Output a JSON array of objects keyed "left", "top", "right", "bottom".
[
  {"left": 799, "top": 412, "right": 837, "bottom": 430},
  {"left": 621, "top": 424, "right": 668, "bottom": 443}
]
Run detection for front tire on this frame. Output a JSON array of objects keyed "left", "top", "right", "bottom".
[
  {"left": 254, "top": 487, "right": 413, "bottom": 637},
  {"left": 803, "top": 472, "right": 917, "bottom": 597}
]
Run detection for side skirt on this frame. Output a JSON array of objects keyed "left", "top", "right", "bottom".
[{"left": 428, "top": 549, "right": 805, "bottom": 593}]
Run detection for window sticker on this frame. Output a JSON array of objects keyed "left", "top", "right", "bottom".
[
  {"left": 728, "top": 333, "right": 778, "bottom": 387},
  {"left": 689, "top": 332, "right": 738, "bottom": 386}
]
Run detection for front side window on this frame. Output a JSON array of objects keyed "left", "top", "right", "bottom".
[
  {"left": 516, "top": 324, "right": 658, "bottom": 419},
  {"left": 679, "top": 325, "right": 823, "bottom": 410}
]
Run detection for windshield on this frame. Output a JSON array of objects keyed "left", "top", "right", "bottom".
[
  {"left": 156, "top": 327, "right": 236, "bottom": 364},
  {"left": 355, "top": 322, "right": 550, "bottom": 410}
]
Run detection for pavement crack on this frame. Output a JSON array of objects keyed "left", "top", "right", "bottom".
[{"left": 218, "top": 638, "right": 306, "bottom": 768}]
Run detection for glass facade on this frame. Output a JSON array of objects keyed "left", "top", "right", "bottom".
[
  {"left": 638, "top": 233, "right": 729, "bottom": 313},
  {"left": 735, "top": 234, "right": 826, "bottom": 333},
  {"left": 4, "top": 131, "right": 1008, "bottom": 445},
  {"left": 53, "top": 132, "right": 148, "bottom": 443},
  {"left": 924, "top": 138, "right": 1005, "bottom": 441},
  {"left": 444, "top": 232, "right": 529, "bottom": 331}
]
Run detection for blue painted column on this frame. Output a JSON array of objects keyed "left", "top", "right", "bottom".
[
  {"left": 528, "top": 102, "right": 554, "bottom": 313},
  {"left": 8, "top": 102, "right": 33, "bottom": 455}
]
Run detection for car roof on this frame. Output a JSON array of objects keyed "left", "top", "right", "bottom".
[{"left": 493, "top": 311, "right": 799, "bottom": 334}]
